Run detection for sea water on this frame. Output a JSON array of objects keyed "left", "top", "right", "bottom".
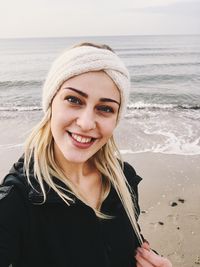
[{"left": 0, "top": 35, "right": 199, "bottom": 155}]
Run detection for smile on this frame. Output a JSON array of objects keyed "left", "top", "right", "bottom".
[
  {"left": 67, "top": 131, "right": 97, "bottom": 147},
  {"left": 71, "top": 133, "right": 93, "bottom": 143}
]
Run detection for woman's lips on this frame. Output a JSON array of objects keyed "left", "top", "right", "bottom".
[{"left": 67, "top": 131, "right": 97, "bottom": 149}]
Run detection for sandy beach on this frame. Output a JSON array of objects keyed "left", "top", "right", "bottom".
[
  {"left": 0, "top": 113, "right": 200, "bottom": 267},
  {"left": 123, "top": 153, "right": 200, "bottom": 267}
]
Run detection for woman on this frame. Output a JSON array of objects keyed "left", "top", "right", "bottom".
[{"left": 0, "top": 42, "right": 172, "bottom": 267}]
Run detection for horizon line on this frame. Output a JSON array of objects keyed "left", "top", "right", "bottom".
[{"left": 0, "top": 33, "right": 200, "bottom": 40}]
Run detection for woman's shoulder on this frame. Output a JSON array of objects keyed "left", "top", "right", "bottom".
[
  {"left": 0, "top": 184, "right": 15, "bottom": 202},
  {"left": 0, "top": 177, "right": 29, "bottom": 210},
  {"left": 0, "top": 183, "right": 28, "bottom": 228},
  {"left": 123, "top": 161, "right": 142, "bottom": 187},
  {"left": 0, "top": 155, "right": 30, "bottom": 202},
  {"left": 0, "top": 184, "right": 23, "bottom": 204},
  {"left": 0, "top": 179, "right": 29, "bottom": 263}
]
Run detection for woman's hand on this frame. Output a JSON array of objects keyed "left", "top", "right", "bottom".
[{"left": 135, "top": 242, "right": 172, "bottom": 267}]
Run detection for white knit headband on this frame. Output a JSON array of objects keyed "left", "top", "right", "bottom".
[{"left": 42, "top": 45, "right": 130, "bottom": 118}]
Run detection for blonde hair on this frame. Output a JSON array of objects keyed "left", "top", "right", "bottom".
[{"left": 24, "top": 42, "right": 143, "bottom": 245}]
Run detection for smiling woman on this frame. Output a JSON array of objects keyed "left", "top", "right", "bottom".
[
  {"left": 51, "top": 72, "right": 120, "bottom": 166},
  {"left": 0, "top": 42, "right": 172, "bottom": 267}
]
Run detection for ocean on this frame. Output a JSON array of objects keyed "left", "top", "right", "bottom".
[{"left": 0, "top": 35, "right": 200, "bottom": 155}]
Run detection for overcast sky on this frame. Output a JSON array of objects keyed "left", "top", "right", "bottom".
[{"left": 0, "top": 0, "right": 200, "bottom": 38}]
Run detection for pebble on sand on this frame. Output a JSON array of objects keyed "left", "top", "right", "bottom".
[
  {"left": 141, "top": 210, "right": 147, "bottom": 214},
  {"left": 178, "top": 198, "right": 185, "bottom": 203},
  {"left": 170, "top": 201, "right": 178, "bottom": 207}
]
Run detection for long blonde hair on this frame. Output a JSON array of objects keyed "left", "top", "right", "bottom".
[{"left": 24, "top": 43, "right": 143, "bottom": 245}]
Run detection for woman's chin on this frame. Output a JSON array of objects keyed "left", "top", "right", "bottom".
[{"left": 62, "top": 152, "right": 92, "bottom": 165}]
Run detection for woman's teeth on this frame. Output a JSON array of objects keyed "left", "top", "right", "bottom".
[{"left": 71, "top": 133, "right": 93, "bottom": 143}]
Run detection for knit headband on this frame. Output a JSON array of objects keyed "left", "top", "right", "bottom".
[{"left": 42, "top": 45, "right": 130, "bottom": 118}]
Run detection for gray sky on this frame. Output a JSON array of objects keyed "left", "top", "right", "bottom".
[{"left": 0, "top": 0, "right": 200, "bottom": 38}]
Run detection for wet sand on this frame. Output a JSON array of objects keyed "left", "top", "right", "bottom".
[{"left": 0, "top": 111, "right": 42, "bottom": 179}]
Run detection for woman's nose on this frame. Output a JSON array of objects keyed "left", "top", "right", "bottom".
[{"left": 76, "top": 108, "right": 96, "bottom": 131}]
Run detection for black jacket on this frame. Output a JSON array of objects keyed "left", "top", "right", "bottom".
[{"left": 0, "top": 157, "right": 142, "bottom": 267}]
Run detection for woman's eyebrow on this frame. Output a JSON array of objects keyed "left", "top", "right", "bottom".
[
  {"left": 64, "top": 87, "right": 87, "bottom": 98},
  {"left": 99, "top": 98, "right": 120, "bottom": 106},
  {"left": 64, "top": 87, "right": 120, "bottom": 105}
]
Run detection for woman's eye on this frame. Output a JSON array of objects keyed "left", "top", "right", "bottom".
[
  {"left": 65, "top": 96, "right": 82, "bottom": 105},
  {"left": 97, "top": 105, "right": 114, "bottom": 113}
]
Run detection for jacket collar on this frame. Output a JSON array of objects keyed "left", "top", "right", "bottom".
[{"left": 3, "top": 155, "right": 118, "bottom": 208}]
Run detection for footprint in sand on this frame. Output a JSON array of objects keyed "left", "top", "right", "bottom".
[{"left": 195, "top": 255, "right": 200, "bottom": 265}]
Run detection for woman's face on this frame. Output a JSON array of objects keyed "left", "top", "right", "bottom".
[{"left": 51, "top": 71, "right": 120, "bottom": 165}]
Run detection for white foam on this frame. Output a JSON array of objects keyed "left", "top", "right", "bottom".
[
  {"left": 127, "top": 101, "right": 175, "bottom": 110},
  {"left": 120, "top": 144, "right": 200, "bottom": 155},
  {"left": 119, "top": 125, "right": 200, "bottom": 155},
  {"left": 153, "top": 137, "right": 200, "bottom": 155},
  {"left": 0, "top": 106, "right": 41, "bottom": 111}
]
